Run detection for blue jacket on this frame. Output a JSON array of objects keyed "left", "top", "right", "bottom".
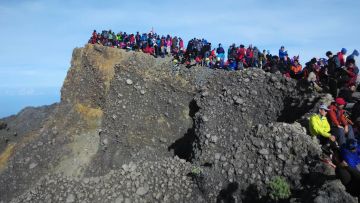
[
  {"left": 279, "top": 49, "right": 287, "bottom": 59},
  {"left": 341, "top": 146, "right": 360, "bottom": 170}
]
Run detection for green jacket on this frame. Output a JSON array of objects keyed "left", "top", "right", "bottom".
[{"left": 309, "top": 114, "right": 331, "bottom": 138}]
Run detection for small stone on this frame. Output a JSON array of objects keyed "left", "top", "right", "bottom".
[
  {"left": 83, "top": 178, "right": 89, "bottom": 184},
  {"left": 166, "top": 168, "right": 172, "bottom": 175},
  {"left": 174, "top": 193, "right": 180, "bottom": 200},
  {"left": 292, "top": 166, "right": 299, "bottom": 173},
  {"left": 270, "top": 76, "right": 277, "bottom": 82},
  {"left": 66, "top": 194, "right": 75, "bottom": 203},
  {"left": 278, "top": 154, "right": 286, "bottom": 161},
  {"left": 215, "top": 153, "right": 221, "bottom": 160},
  {"left": 29, "top": 163, "right": 37, "bottom": 169},
  {"left": 259, "top": 149, "right": 269, "bottom": 155},
  {"left": 136, "top": 186, "right": 149, "bottom": 196},
  {"left": 211, "top": 136, "right": 218, "bottom": 143},
  {"left": 202, "top": 116, "right": 209, "bottom": 122},
  {"left": 159, "top": 138, "right": 167, "bottom": 143},
  {"left": 140, "top": 90, "right": 146, "bottom": 95},
  {"left": 126, "top": 79, "right": 133, "bottom": 85},
  {"left": 115, "top": 195, "right": 124, "bottom": 203},
  {"left": 201, "top": 91, "right": 209, "bottom": 97},
  {"left": 235, "top": 98, "right": 244, "bottom": 105}
]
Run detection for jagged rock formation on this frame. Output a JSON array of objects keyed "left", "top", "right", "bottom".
[{"left": 0, "top": 44, "right": 358, "bottom": 203}]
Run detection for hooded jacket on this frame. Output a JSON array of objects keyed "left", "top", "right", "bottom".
[
  {"left": 328, "top": 104, "right": 348, "bottom": 127},
  {"left": 346, "top": 50, "right": 359, "bottom": 62},
  {"left": 340, "top": 146, "right": 360, "bottom": 170},
  {"left": 309, "top": 114, "right": 331, "bottom": 138}
]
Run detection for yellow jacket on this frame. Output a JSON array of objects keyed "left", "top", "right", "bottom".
[{"left": 309, "top": 114, "right": 331, "bottom": 138}]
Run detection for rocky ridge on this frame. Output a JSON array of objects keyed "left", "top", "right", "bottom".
[{"left": 0, "top": 44, "right": 358, "bottom": 203}]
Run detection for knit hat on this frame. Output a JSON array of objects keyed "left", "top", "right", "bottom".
[
  {"left": 341, "top": 48, "right": 347, "bottom": 54},
  {"left": 335, "top": 97, "right": 346, "bottom": 105}
]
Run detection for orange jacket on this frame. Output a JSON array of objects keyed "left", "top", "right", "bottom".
[{"left": 291, "top": 64, "right": 302, "bottom": 74}]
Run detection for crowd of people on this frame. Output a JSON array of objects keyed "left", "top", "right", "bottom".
[
  {"left": 88, "top": 30, "right": 184, "bottom": 57},
  {"left": 88, "top": 29, "right": 360, "bottom": 197}
]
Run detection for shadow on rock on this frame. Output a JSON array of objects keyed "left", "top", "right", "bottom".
[
  {"left": 277, "top": 96, "right": 320, "bottom": 123},
  {"left": 168, "top": 99, "right": 200, "bottom": 162},
  {"left": 217, "top": 182, "right": 239, "bottom": 203}
]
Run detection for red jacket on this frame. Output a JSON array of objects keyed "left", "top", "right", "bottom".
[
  {"left": 327, "top": 104, "right": 348, "bottom": 127},
  {"left": 337, "top": 52, "right": 346, "bottom": 66},
  {"left": 179, "top": 40, "right": 184, "bottom": 48},
  {"left": 237, "top": 48, "right": 246, "bottom": 60},
  {"left": 246, "top": 48, "right": 253, "bottom": 58},
  {"left": 143, "top": 46, "right": 154, "bottom": 54}
]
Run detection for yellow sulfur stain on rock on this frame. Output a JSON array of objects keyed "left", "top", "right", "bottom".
[
  {"left": 0, "top": 144, "right": 15, "bottom": 172},
  {"left": 75, "top": 103, "right": 103, "bottom": 129}
]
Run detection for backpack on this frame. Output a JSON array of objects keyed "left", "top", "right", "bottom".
[{"left": 333, "top": 55, "right": 341, "bottom": 69}]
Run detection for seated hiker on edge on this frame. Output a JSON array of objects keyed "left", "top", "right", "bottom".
[
  {"left": 309, "top": 104, "right": 336, "bottom": 146},
  {"left": 328, "top": 97, "right": 356, "bottom": 148},
  {"left": 332, "top": 149, "right": 360, "bottom": 198},
  {"left": 340, "top": 139, "right": 360, "bottom": 172}
]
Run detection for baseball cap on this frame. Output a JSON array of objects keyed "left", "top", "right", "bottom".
[{"left": 319, "top": 104, "right": 329, "bottom": 111}]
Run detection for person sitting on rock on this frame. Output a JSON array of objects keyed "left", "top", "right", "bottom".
[
  {"left": 338, "top": 85, "right": 357, "bottom": 104},
  {"left": 290, "top": 59, "right": 303, "bottom": 79},
  {"left": 309, "top": 104, "right": 336, "bottom": 145},
  {"left": 332, "top": 149, "right": 360, "bottom": 198},
  {"left": 328, "top": 97, "right": 356, "bottom": 147},
  {"left": 343, "top": 59, "right": 359, "bottom": 87},
  {"left": 338, "top": 48, "right": 347, "bottom": 67},
  {"left": 340, "top": 139, "right": 360, "bottom": 171},
  {"left": 305, "top": 58, "right": 323, "bottom": 91}
]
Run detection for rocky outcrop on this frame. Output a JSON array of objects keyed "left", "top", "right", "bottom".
[{"left": 0, "top": 44, "right": 357, "bottom": 202}]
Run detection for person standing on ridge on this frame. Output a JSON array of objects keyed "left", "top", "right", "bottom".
[
  {"left": 326, "top": 51, "right": 341, "bottom": 98},
  {"left": 279, "top": 46, "right": 287, "bottom": 62},
  {"left": 216, "top": 43, "right": 225, "bottom": 62},
  {"left": 338, "top": 48, "right": 348, "bottom": 67}
]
